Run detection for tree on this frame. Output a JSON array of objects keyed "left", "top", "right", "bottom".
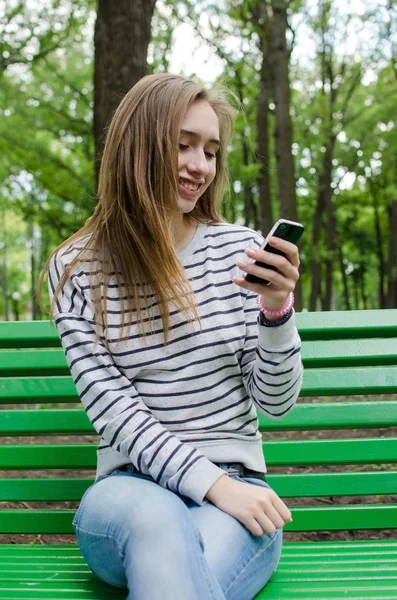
[{"left": 94, "top": 0, "right": 157, "bottom": 175}]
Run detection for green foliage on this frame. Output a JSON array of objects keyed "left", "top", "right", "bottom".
[{"left": 1, "top": 0, "right": 396, "bottom": 318}]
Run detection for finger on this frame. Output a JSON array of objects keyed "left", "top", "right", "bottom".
[
  {"left": 253, "top": 511, "right": 278, "bottom": 535},
  {"left": 267, "top": 238, "right": 300, "bottom": 268},
  {"left": 271, "top": 494, "right": 293, "bottom": 523},
  {"left": 245, "top": 517, "right": 266, "bottom": 537},
  {"left": 258, "top": 503, "right": 286, "bottom": 530},
  {"left": 244, "top": 249, "right": 298, "bottom": 279},
  {"left": 237, "top": 260, "right": 298, "bottom": 290}
]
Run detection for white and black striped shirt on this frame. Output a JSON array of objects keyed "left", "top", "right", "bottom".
[{"left": 49, "top": 222, "right": 303, "bottom": 504}]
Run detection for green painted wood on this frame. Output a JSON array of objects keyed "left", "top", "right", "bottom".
[
  {"left": 1, "top": 337, "right": 396, "bottom": 378},
  {"left": 0, "top": 580, "right": 127, "bottom": 600},
  {"left": 299, "top": 366, "right": 397, "bottom": 396},
  {"left": 1, "top": 471, "right": 395, "bottom": 502},
  {"left": 2, "top": 402, "right": 397, "bottom": 436},
  {"left": 0, "top": 410, "right": 93, "bottom": 436},
  {"left": 0, "top": 321, "right": 60, "bottom": 349},
  {"left": 267, "top": 471, "right": 397, "bottom": 497},
  {"left": 1, "top": 365, "right": 396, "bottom": 404},
  {"left": 1, "top": 310, "right": 396, "bottom": 349},
  {"left": 0, "top": 479, "right": 93, "bottom": 501},
  {"left": 0, "top": 444, "right": 97, "bottom": 469},
  {"left": 0, "top": 350, "right": 69, "bottom": 377},
  {"left": 0, "top": 505, "right": 395, "bottom": 534},
  {"left": 301, "top": 339, "right": 397, "bottom": 368},
  {"left": 0, "top": 376, "right": 78, "bottom": 402},
  {"left": 285, "top": 504, "right": 397, "bottom": 532},
  {"left": 0, "top": 510, "right": 76, "bottom": 534},
  {"left": 258, "top": 401, "right": 397, "bottom": 430},
  {"left": 295, "top": 309, "right": 397, "bottom": 341},
  {"left": 256, "top": 580, "right": 397, "bottom": 599},
  {"left": 1, "top": 542, "right": 396, "bottom": 600},
  {"left": 263, "top": 437, "right": 397, "bottom": 466},
  {"left": 2, "top": 437, "right": 396, "bottom": 470}
]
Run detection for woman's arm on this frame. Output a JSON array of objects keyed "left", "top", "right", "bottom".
[
  {"left": 234, "top": 237, "right": 303, "bottom": 418},
  {"left": 49, "top": 253, "right": 225, "bottom": 505}
]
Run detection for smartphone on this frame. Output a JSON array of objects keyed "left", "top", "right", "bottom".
[{"left": 244, "top": 219, "right": 304, "bottom": 285}]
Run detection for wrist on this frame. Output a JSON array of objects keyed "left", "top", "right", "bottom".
[{"left": 257, "top": 292, "right": 294, "bottom": 320}]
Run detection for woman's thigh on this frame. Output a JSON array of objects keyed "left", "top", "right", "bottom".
[
  {"left": 188, "top": 477, "right": 283, "bottom": 600},
  {"left": 73, "top": 470, "right": 199, "bottom": 589}
]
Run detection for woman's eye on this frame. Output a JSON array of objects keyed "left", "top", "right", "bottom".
[
  {"left": 205, "top": 152, "right": 216, "bottom": 159},
  {"left": 179, "top": 143, "right": 188, "bottom": 150}
]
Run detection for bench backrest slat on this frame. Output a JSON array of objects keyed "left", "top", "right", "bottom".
[
  {"left": 1, "top": 366, "right": 396, "bottom": 402},
  {"left": 1, "top": 402, "right": 396, "bottom": 435},
  {"left": 1, "top": 311, "right": 396, "bottom": 536},
  {"left": 1, "top": 472, "right": 396, "bottom": 502},
  {"left": 1, "top": 438, "right": 397, "bottom": 469},
  {"left": 0, "top": 505, "right": 395, "bottom": 534}
]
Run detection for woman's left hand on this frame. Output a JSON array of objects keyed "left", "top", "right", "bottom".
[{"left": 233, "top": 237, "right": 300, "bottom": 315}]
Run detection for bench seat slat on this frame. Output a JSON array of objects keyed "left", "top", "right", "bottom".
[
  {"left": 1, "top": 561, "right": 396, "bottom": 581},
  {"left": 1, "top": 542, "right": 397, "bottom": 600},
  {"left": 1, "top": 365, "right": 397, "bottom": 403},
  {"left": 1, "top": 471, "right": 396, "bottom": 501},
  {"left": 2, "top": 402, "right": 397, "bottom": 436},
  {"left": 0, "top": 580, "right": 127, "bottom": 600},
  {"left": 0, "top": 505, "right": 395, "bottom": 534},
  {"left": 260, "top": 580, "right": 397, "bottom": 599},
  {"left": 2, "top": 438, "right": 397, "bottom": 469}
]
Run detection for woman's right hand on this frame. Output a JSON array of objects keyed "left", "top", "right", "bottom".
[{"left": 205, "top": 475, "right": 292, "bottom": 537}]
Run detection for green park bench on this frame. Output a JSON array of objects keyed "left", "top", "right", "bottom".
[{"left": 1, "top": 309, "right": 397, "bottom": 599}]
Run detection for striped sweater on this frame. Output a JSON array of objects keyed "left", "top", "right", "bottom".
[{"left": 49, "top": 222, "right": 303, "bottom": 504}]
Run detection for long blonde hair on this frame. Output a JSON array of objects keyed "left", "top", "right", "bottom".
[{"left": 40, "top": 73, "right": 236, "bottom": 343}]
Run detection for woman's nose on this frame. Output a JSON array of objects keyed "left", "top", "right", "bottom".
[{"left": 186, "top": 149, "right": 209, "bottom": 176}]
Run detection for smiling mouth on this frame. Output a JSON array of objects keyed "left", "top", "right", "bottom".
[{"left": 179, "top": 178, "right": 201, "bottom": 192}]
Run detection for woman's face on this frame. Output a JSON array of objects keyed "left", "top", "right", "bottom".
[{"left": 177, "top": 100, "right": 220, "bottom": 215}]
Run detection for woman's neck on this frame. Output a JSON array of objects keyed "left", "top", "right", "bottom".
[{"left": 172, "top": 215, "right": 198, "bottom": 251}]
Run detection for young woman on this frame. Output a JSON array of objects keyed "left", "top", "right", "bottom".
[{"left": 45, "top": 73, "right": 303, "bottom": 600}]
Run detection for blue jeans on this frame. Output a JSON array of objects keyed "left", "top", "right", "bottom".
[{"left": 73, "top": 464, "right": 282, "bottom": 600}]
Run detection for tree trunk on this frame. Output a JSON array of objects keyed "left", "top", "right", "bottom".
[
  {"left": 94, "top": 0, "right": 156, "bottom": 178},
  {"left": 252, "top": 0, "right": 273, "bottom": 235},
  {"left": 243, "top": 140, "right": 255, "bottom": 227},
  {"left": 270, "top": 0, "right": 302, "bottom": 310},
  {"left": 386, "top": 199, "right": 397, "bottom": 308},
  {"left": 28, "top": 219, "right": 41, "bottom": 320},
  {"left": 323, "top": 181, "right": 336, "bottom": 310},
  {"left": 309, "top": 135, "right": 336, "bottom": 311},
  {"left": 372, "top": 190, "right": 386, "bottom": 307},
  {"left": 338, "top": 244, "right": 350, "bottom": 310},
  {"left": 270, "top": 0, "right": 297, "bottom": 222},
  {"left": 0, "top": 205, "right": 10, "bottom": 320}
]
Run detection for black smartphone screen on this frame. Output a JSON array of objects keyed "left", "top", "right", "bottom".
[{"left": 245, "top": 220, "right": 304, "bottom": 285}]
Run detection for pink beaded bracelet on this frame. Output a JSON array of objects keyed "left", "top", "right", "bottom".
[{"left": 256, "top": 292, "right": 294, "bottom": 319}]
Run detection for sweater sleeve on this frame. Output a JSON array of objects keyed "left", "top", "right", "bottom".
[
  {"left": 240, "top": 290, "right": 303, "bottom": 419},
  {"left": 48, "top": 253, "right": 225, "bottom": 505}
]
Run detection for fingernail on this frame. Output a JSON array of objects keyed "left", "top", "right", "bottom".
[{"left": 246, "top": 249, "right": 255, "bottom": 257}]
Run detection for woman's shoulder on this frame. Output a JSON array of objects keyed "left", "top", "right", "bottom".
[
  {"left": 48, "top": 234, "right": 96, "bottom": 280},
  {"left": 205, "top": 221, "right": 264, "bottom": 248}
]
